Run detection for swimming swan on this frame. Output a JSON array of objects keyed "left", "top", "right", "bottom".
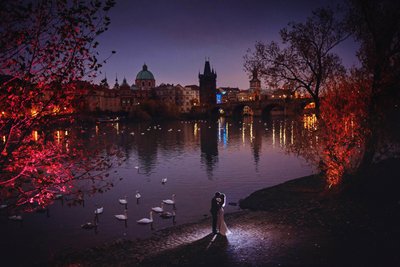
[
  {"left": 151, "top": 202, "right": 164, "bottom": 213},
  {"left": 115, "top": 209, "right": 128, "bottom": 220},
  {"left": 137, "top": 211, "right": 153, "bottom": 224},
  {"left": 94, "top": 207, "right": 104, "bottom": 215},
  {"left": 162, "top": 194, "right": 176, "bottom": 205}
]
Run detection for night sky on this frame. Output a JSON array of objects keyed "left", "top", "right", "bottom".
[{"left": 95, "top": 0, "right": 358, "bottom": 89}]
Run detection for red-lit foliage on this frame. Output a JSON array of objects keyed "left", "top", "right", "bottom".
[
  {"left": 0, "top": 0, "right": 115, "bottom": 212},
  {"left": 319, "top": 71, "right": 371, "bottom": 187}
]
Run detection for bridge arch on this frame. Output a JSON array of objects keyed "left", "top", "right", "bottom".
[
  {"left": 232, "top": 104, "right": 254, "bottom": 117},
  {"left": 261, "top": 103, "right": 285, "bottom": 117}
]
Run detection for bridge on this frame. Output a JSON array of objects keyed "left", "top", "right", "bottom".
[{"left": 194, "top": 98, "right": 314, "bottom": 117}]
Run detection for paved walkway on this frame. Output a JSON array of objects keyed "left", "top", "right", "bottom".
[{"left": 56, "top": 210, "right": 328, "bottom": 266}]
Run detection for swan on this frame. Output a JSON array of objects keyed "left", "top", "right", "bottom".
[
  {"left": 115, "top": 209, "right": 128, "bottom": 220},
  {"left": 135, "top": 190, "right": 141, "bottom": 199},
  {"left": 119, "top": 196, "right": 128, "bottom": 205},
  {"left": 162, "top": 194, "right": 176, "bottom": 205},
  {"left": 161, "top": 177, "right": 167, "bottom": 184},
  {"left": 151, "top": 202, "right": 164, "bottom": 213},
  {"left": 137, "top": 211, "right": 153, "bottom": 224},
  {"left": 8, "top": 215, "right": 22, "bottom": 221},
  {"left": 81, "top": 221, "right": 97, "bottom": 229},
  {"left": 94, "top": 207, "right": 104, "bottom": 215},
  {"left": 130, "top": 132, "right": 135, "bottom": 136}
]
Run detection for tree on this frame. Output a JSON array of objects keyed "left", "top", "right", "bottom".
[
  {"left": 286, "top": 70, "right": 371, "bottom": 188},
  {"left": 0, "top": 0, "right": 116, "bottom": 211},
  {"left": 244, "top": 8, "right": 348, "bottom": 115},
  {"left": 346, "top": 0, "right": 400, "bottom": 171}
]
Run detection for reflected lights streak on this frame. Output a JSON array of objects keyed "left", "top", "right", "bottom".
[
  {"left": 249, "top": 123, "right": 253, "bottom": 143},
  {"left": 291, "top": 121, "right": 294, "bottom": 145},
  {"left": 242, "top": 124, "right": 245, "bottom": 145},
  {"left": 283, "top": 120, "right": 286, "bottom": 146},
  {"left": 194, "top": 123, "right": 198, "bottom": 137},
  {"left": 272, "top": 121, "right": 276, "bottom": 147},
  {"left": 115, "top": 123, "right": 120, "bottom": 134}
]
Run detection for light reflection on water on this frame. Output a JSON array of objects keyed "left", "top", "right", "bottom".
[{"left": 0, "top": 117, "right": 315, "bottom": 265}]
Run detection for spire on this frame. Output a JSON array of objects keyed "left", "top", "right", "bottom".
[
  {"left": 100, "top": 73, "right": 109, "bottom": 88},
  {"left": 114, "top": 73, "right": 119, "bottom": 89},
  {"left": 143, "top": 63, "right": 148, "bottom": 71},
  {"left": 203, "top": 60, "right": 212, "bottom": 75}
]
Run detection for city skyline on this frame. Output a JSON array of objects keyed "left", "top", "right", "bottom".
[{"left": 94, "top": 0, "right": 359, "bottom": 89}]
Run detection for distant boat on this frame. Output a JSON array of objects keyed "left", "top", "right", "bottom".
[{"left": 96, "top": 117, "right": 120, "bottom": 123}]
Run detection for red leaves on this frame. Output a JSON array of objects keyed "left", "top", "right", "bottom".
[{"left": 318, "top": 73, "right": 372, "bottom": 186}]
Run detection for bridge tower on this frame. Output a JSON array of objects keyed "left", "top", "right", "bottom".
[
  {"left": 199, "top": 60, "right": 217, "bottom": 107},
  {"left": 250, "top": 68, "right": 261, "bottom": 101}
]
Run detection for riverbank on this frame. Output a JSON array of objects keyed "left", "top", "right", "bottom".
[{"left": 50, "top": 159, "right": 400, "bottom": 267}]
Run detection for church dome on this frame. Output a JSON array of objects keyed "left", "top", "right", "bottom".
[{"left": 136, "top": 64, "right": 154, "bottom": 80}]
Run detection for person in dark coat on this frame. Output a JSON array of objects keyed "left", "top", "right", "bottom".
[{"left": 210, "top": 191, "right": 221, "bottom": 234}]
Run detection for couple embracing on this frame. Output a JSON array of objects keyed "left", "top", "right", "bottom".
[{"left": 210, "top": 191, "right": 231, "bottom": 236}]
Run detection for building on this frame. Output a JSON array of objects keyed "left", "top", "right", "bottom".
[
  {"left": 135, "top": 64, "right": 155, "bottom": 90},
  {"left": 237, "top": 90, "right": 254, "bottom": 102},
  {"left": 249, "top": 68, "right": 261, "bottom": 101},
  {"left": 84, "top": 62, "right": 200, "bottom": 114},
  {"left": 154, "top": 84, "right": 199, "bottom": 113},
  {"left": 218, "top": 87, "right": 240, "bottom": 103},
  {"left": 199, "top": 60, "right": 217, "bottom": 106}
]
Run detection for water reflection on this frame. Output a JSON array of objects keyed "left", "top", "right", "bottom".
[
  {"left": 200, "top": 120, "right": 219, "bottom": 179},
  {"left": 0, "top": 117, "right": 315, "bottom": 266},
  {"left": 1, "top": 117, "right": 309, "bottom": 212}
]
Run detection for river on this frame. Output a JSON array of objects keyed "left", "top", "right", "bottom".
[{"left": 0, "top": 116, "right": 315, "bottom": 265}]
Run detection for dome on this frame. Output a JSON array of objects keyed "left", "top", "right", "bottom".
[{"left": 136, "top": 64, "right": 154, "bottom": 80}]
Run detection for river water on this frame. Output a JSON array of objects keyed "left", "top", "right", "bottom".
[{"left": 0, "top": 116, "right": 315, "bottom": 265}]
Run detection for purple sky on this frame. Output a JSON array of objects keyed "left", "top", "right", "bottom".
[{"left": 95, "top": 0, "right": 359, "bottom": 89}]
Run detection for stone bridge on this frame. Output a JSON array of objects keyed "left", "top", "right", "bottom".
[{"left": 194, "top": 98, "right": 314, "bottom": 117}]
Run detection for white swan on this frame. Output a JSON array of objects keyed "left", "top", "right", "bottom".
[
  {"left": 115, "top": 209, "right": 128, "bottom": 220},
  {"left": 137, "top": 211, "right": 153, "bottom": 224},
  {"left": 162, "top": 194, "right": 176, "bottom": 205},
  {"left": 151, "top": 202, "right": 164, "bottom": 213},
  {"left": 94, "top": 207, "right": 104, "bottom": 215},
  {"left": 135, "top": 191, "right": 141, "bottom": 199},
  {"left": 119, "top": 196, "right": 128, "bottom": 205},
  {"left": 134, "top": 166, "right": 140, "bottom": 173},
  {"left": 161, "top": 177, "right": 167, "bottom": 184},
  {"left": 8, "top": 215, "right": 22, "bottom": 221}
]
